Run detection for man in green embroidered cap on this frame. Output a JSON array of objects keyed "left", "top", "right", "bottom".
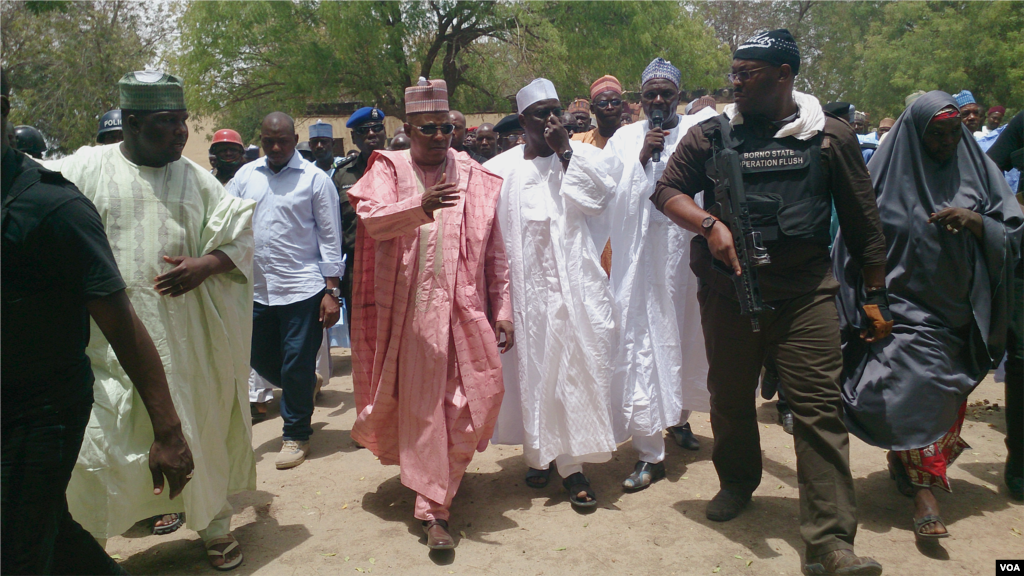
[{"left": 45, "top": 69, "right": 258, "bottom": 571}]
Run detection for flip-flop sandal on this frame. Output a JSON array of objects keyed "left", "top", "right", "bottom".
[
  {"left": 914, "top": 514, "right": 950, "bottom": 540},
  {"left": 887, "top": 453, "right": 915, "bottom": 498},
  {"left": 206, "top": 535, "right": 244, "bottom": 571},
  {"left": 562, "top": 472, "right": 597, "bottom": 508},
  {"left": 525, "top": 467, "right": 552, "bottom": 489},
  {"left": 152, "top": 512, "right": 184, "bottom": 536}
]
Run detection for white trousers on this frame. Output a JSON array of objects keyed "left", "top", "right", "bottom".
[{"left": 631, "top": 410, "right": 692, "bottom": 464}]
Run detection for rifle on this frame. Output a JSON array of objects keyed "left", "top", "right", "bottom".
[{"left": 705, "top": 123, "right": 771, "bottom": 331}]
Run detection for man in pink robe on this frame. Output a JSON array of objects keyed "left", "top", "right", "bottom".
[{"left": 347, "top": 78, "right": 514, "bottom": 551}]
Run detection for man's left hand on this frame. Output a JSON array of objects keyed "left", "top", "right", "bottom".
[
  {"left": 154, "top": 255, "right": 213, "bottom": 297},
  {"left": 495, "top": 320, "right": 515, "bottom": 354},
  {"left": 320, "top": 293, "right": 341, "bottom": 329}
]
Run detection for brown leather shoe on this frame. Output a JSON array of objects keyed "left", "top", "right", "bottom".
[
  {"left": 802, "top": 549, "right": 883, "bottom": 576},
  {"left": 422, "top": 519, "right": 455, "bottom": 550}
]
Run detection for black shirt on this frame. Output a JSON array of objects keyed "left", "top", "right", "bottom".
[{"left": 1, "top": 147, "right": 126, "bottom": 417}]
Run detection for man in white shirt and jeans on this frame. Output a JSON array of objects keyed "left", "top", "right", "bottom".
[{"left": 228, "top": 112, "right": 344, "bottom": 469}]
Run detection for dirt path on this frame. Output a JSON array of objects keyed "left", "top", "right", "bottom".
[{"left": 108, "top": 350, "right": 1022, "bottom": 575}]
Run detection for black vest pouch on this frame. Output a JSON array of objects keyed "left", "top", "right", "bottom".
[{"left": 734, "top": 125, "right": 830, "bottom": 244}]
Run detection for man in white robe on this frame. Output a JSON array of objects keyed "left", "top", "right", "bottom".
[
  {"left": 50, "top": 71, "right": 256, "bottom": 570},
  {"left": 602, "top": 58, "right": 716, "bottom": 491},
  {"left": 487, "top": 78, "right": 621, "bottom": 508}
]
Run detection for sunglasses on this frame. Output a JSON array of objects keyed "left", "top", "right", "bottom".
[
  {"left": 410, "top": 123, "right": 455, "bottom": 136},
  {"left": 353, "top": 123, "right": 386, "bottom": 136},
  {"left": 726, "top": 65, "right": 772, "bottom": 84},
  {"left": 531, "top": 107, "right": 562, "bottom": 119},
  {"left": 595, "top": 99, "right": 623, "bottom": 109}
]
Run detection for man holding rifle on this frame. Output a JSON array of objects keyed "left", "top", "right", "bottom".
[{"left": 652, "top": 30, "right": 890, "bottom": 576}]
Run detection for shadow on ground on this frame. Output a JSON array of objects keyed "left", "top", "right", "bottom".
[{"left": 118, "top": 491, "right": 311, "bottom": 575}]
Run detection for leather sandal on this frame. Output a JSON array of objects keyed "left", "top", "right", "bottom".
[
  {"left": 562, "top": 472, "right": 597, "bottom": 508},
  {"left": 151, "top": 512, "right": 184, "bottom": 536},
  {"left": 525, "top": 467, "right": 552, "bottom": 489},
  {"left": 205, "top": 535, "right": 243, "bottom": 571},
  {"left": 622, "top": 461, "right": 666, "bottom": 491},
  {"left": 914, "top": 514, "right": 949, "bottom": 540},
  {"left": 422, "top": 519, "right": 455, "bottom": 550}
]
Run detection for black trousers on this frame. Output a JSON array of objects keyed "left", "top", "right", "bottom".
[
  {"left": 698, "top": 284, "right": 857, "bottom": 560},
  {"left": 1, "top": 400, "right": 127, "bottom": 575},
  {"left": 1006, "top": 262, "right": 1023, "bottom": 473}
]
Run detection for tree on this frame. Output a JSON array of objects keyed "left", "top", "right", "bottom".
[
  {"left": 0, "top": 1, "right": 176, "bottom": 155},
  {"left": 175, "top": 1, "right": 730, "bottom": 139},
  {"left": 856, "top": 1, "right": 1024, "bottom": 118}
]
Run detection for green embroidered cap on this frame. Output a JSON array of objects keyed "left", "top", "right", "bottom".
[{"left": 118, "top": 70, "right": 186, "bottom": 111}]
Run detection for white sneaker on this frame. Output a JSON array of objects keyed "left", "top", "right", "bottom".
[{"left": 276, "top": 440, "right": 310, "bottom": 469}]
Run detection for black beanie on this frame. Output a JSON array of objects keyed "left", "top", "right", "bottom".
[{"left": 733, "top": 29, "right": 801, "bottom": 75}]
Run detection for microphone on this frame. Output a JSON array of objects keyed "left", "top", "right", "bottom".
[{"left": 650, "top": 109, "right": 665, "bottom": 163}]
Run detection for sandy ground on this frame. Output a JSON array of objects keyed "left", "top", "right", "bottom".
[{"left": 107, "top": 349, "right": 1023, "bottom": 575}]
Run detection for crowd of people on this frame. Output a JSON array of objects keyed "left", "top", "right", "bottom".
[{"left": 2, "top": 27, "right": 1022, "bottom": 576}]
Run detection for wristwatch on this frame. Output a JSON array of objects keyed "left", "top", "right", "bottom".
[
  {"left": 325, "top": 286, "right": 341, "bottom": 299},
  {"left": 560, "top": 148, "right": 573, "bottom": 162},
  {"left": 701, "top": 216, "right": 718, "bottom": 238}
]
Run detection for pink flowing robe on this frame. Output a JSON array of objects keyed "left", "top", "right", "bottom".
[{"left": 348, "top": 149, "right": 511, "bottom": 505}]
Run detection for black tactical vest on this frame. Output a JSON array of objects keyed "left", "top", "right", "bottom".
[{"left": 701, "top": 114, "right": 831, "bottom": 244}]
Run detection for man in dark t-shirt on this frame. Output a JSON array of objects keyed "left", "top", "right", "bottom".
[{"left": 1, "top": 69, "right": 193, "bottom": 576}]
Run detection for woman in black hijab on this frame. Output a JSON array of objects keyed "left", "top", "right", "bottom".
[{"left": 834, "top": 91, "right": 1023, "bottom": 541}]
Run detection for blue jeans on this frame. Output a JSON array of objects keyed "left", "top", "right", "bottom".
[
  {"left": 1, "top": 400, "right": 127, "bottom": 575},
  {"left": 250, "top": 292, "right": 323, "bottom": 441}
]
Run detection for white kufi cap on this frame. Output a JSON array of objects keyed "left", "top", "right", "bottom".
[{"left": 516, "top": 78, "right": 559, "bottom": 113}]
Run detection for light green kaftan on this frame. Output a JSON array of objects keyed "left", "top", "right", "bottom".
[{"left": 46, "top": 144, "right": 257, "bottom": 538}]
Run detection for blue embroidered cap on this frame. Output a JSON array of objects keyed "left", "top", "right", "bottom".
[
  {"left": 642, "top": 58, "right": 681, "bottom": 88},
  {"left": 953, "top": 90, "right": 976, "bottom": 107}
]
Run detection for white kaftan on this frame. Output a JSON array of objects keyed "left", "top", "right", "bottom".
[
  {"left": 485, "top": 142, "right": 621, "bottom": 469},
  {"left": 47, "top": 145, "right": 257, "bottom": 538},
  {"left": 602, "top": 111, "right": 715, "bottom": 444}
]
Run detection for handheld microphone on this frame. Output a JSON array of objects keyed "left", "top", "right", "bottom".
[{"left": 651, "top": 109, "right": 665, "bottom": 163}]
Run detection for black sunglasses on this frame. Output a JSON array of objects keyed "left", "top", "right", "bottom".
[
  {"left": 353, "top": 123, "right": 386, "bottom": 136},
  {"left": 411, "top": 123, "right": 456, "bottom": 136},
  {"left": 595, "top": 99, "right": 623, "bottom": 109},
  {"left": 531, "top": 107, "right": 563, "bottom": 119}
]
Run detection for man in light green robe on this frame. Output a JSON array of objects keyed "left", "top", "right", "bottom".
[{"left": 46, "top": 70, "right": 256, "bottom": 570}]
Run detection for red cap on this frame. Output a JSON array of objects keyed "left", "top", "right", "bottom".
[{"left": 211, "top": 129, "right": 243, "bottom": 147}]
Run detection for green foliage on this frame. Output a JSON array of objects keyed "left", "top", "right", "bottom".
[
  {"left": 0, "top": 0, "right": 175, "bottom": 156},
  {"left": 856, "top": 1, "right": 1024, "bottom": 118},
  {"left": 175, "top": 0, "right": 729, "bottom": 136}
]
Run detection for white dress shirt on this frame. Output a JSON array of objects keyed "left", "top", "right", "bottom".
[{"left": 228, "top": 151, "right": 344, "bottom": 306}]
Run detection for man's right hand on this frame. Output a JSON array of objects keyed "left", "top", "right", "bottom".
[
  {"left": 422, "top": 174, "right": 460, "bottom": 215},
  {"left": 149, "top": 426, "right": 194, "bottom": 499},
  {"left": 706, "top": 221, "right": 742, "bottom": 276},
  {"left": 639, "top": 128, "right": 666, "bottom": 166}
]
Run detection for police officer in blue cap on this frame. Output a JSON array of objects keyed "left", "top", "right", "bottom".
[
  {"left": 96, "top": 109, "right": 122, "bottom": 145},
  {"left": 332, "top": 106, "right": 386, "bottom": 323}
]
